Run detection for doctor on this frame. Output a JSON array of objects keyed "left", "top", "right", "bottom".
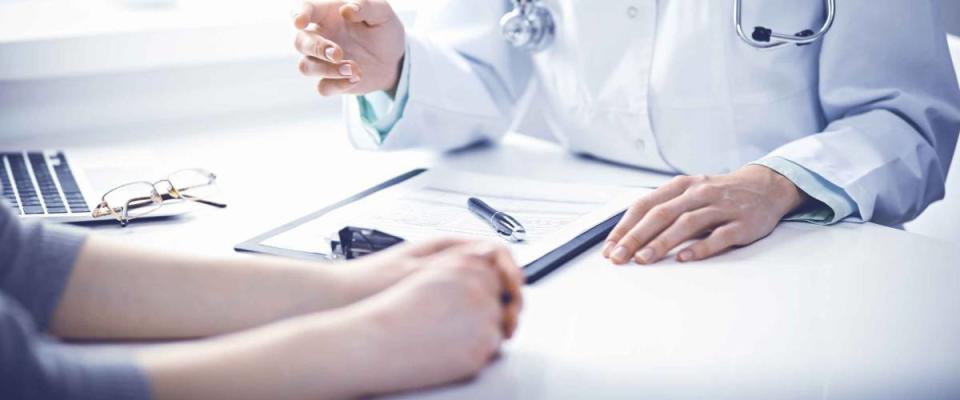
[{"left": 293, "top": 0, "right": 960, "bottom": 265}]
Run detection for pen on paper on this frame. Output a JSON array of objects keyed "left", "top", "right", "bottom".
[{"left": 467, "top": 197, "right": 526, "bottom": 242}]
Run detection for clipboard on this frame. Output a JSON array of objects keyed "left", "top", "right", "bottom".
[{"left": 234, "top": 168, "right": 624, "bottom": 284}]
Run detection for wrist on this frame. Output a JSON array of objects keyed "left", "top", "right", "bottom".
[
  {"left": 741, "top": 164, "right": 809, "bottom": 215},
  {"left": 337, "top": 255, "right": 419, "bottom": 305},
  {"left": 305, "top": 300, "right": 392, "bottom": 398},
  {"left": 303, "top": 308, "right": 379, "bottom": 399},
  {"left": 385, "top": 53, "right": 404, "bottom": 98},
  {"left": 763, "top": 165, "right": 809, "bottom": 214},
  {"left": 138, "top": 311, "right": 366, "bottom": 400}
]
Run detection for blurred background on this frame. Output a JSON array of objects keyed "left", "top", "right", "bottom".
[
  {"left": 0, "top": 0, "right": 957, "bottom": 241},
  {"left": 0, "top": 0, "right": 440, "bottom": 140}
]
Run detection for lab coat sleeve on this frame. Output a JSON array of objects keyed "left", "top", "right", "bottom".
[
  {"left": 764, "top": 0, "right": 960, "bottom": 226},
  {"left": 753, "top": 156, "right": 858, "bottom": 224},
  {"left": 344, "top": 1, "right": 533, "bottom": 152}
]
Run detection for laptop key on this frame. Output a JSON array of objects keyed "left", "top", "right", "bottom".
[
  {"left": 54, "top": 152, "right": 85, "bottom": 196},
  {"left": 8, "top": 154, "right": 40, "bottom": 203},
  {"left": 22, "top": 206, "right": 44, "bottom": 215}
]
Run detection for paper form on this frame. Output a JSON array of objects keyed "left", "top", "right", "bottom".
[{"left": 261, "top": 170, "right": 652, "bottom": 266}]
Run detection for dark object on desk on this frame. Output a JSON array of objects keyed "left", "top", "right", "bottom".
[
  {"left": 331, "top": 226, "right": 405, "bottom": 260},
  {"left": 234, "top": 168, "right": 620, "bottom": 284},
  {"left": 523, "top": 210, "right": 623, "bottom": 283},
  {"left": 467, "top": 197, "right": 526, "bottom": 242}
]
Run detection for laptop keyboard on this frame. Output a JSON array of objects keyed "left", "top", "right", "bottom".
[{"left": 0, "top": 151, "right": 89, "bottom": 216}]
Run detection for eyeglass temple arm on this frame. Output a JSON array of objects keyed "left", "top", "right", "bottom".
[{"left": 168, "top": 192, "right": 227, "bottom": 208}]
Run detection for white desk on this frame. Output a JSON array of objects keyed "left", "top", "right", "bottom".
[{"left": 20, "top": 111, "right": 960, "bottom": 399}]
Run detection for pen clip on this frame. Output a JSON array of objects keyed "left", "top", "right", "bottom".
[{"left": 492, "top": 212, "right": 526, "bottom": 242}]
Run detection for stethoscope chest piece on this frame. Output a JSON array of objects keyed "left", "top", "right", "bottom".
[{"left": 500, "top": 0, "right": 555, "bottom": 52}]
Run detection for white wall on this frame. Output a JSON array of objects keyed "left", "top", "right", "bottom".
[{"left": 0, "top": 0, "right": 426, "bottom": 141}]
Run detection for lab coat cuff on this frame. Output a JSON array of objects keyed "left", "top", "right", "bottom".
[
  {"left": 353, "top": 42, "right": 412, "bottom": 144},
  {"left": 751, "top": 156, "right": 858, "bottom": 225}
]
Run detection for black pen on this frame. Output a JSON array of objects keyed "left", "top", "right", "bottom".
[{"left": 467, "top": 197, "right": 526, "bottom": 242}]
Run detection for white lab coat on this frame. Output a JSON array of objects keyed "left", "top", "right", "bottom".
[{"left": 345, "top": 0, "right": 960, "bottom": 226}]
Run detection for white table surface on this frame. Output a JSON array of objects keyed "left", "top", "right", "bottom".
[{"left": 17, "top": 111, "right": 960, "bottom": 399}]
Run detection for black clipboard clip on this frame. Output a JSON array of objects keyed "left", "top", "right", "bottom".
[{"left": 330, "top": 226, "right": 405, "bottom": 260}]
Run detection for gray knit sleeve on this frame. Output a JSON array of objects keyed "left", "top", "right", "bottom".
[
  {"left": 0, "top": 294, "right": 151, "bottom": 400},
  {"left": 0, "top": 202, "right": 151, "bottom": 400},
  {"left": 0, "top": 200, "right": 87, "bottom": 330}
]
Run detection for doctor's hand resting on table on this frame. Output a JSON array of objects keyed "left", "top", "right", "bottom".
[
  {"left": 0, "top": 201, "right": 523, "bottom": 400},
  {"left": 294, "top": 1, "right": 960, "bottom": 264}
]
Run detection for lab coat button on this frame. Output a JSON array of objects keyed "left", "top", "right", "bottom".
[{"left": 627, "top": 6, "right": 639, "bottom": 19}]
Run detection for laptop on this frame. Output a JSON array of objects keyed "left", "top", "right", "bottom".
[{"left": 1, "top": 150, "right": 182, "bottom": 224}]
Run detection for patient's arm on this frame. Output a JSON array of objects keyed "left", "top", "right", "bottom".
[
  {"left": 139, "top": 242, "right": 520, "bottom": 400},
  {"left": 47, "top": 235, "right": 413, "bottom": 339},
  {"left": 49, "top": 235, "right": 522, "bottom": 341},
  {"left": 40, "top": 230, "right": 523, "bottom": 399}
]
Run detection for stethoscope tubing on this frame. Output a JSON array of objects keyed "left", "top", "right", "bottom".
[
  {"left": 734, "top": 0, "right": 836, "bottom": 49},
  {"left": 503, "top": 0, "right": 835, "bottom": 51}
]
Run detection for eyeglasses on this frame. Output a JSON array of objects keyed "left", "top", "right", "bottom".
[{"left": 91, "top": 168, "right": 226, "bottom": 226}]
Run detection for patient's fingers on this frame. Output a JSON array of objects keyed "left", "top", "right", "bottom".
[
  {"left": 457, "top": 242, "right": 524, "bottom": 339},
  {"left": 488, "top": 244, "right": 524, "bottom": 339},
  {"left": 299, "top": 57, "right": 360, "bottom": 80},
  {"left": 294, "top": 30, "right": 342, "bottom": 62}
]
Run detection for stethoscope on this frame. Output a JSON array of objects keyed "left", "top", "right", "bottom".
[
  {"left": 501, "top": 0, "right": 837, "bottom": 52},
  {"left": 734, "top": 0, "right": 836, "bottom": 48}
]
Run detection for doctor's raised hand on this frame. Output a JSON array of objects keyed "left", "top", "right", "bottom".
[{"left": 294, "top": 0, "right": 405, "bottom": 96}]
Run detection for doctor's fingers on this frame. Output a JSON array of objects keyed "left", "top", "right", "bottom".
[
  {"left": 636, "top": 207, "right": 731, "bottom": 265},
  {"left": 608, "top": 190, "right": 715, "bottom": 265},
  {"left": 299, "top": 56, "right": 361, "bottom": 81},
  {"left": 316, "top": 77, "right": 360, "bottom": 96},
  {"left": 294, "top": 1, "right": 345, "bottom": 30},
  {"left": 678, "top": 222, "right": 757, "bottom": 262},
  {"left": 603, "top": 175, "right": 702, "bottom": 258},
  {"left": 340, "top": 0, "right": 395, "bottom": 26},
  {"left": 294, "top": 30, "right": 343, "bottom": 62}
]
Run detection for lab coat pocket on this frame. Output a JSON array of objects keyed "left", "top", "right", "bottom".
[
  {"left": 725, "top": 41, "right": 824, "bottom": 166},
  {"left": 728, "top": 44, "right": 821, "bottom": 105}
]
